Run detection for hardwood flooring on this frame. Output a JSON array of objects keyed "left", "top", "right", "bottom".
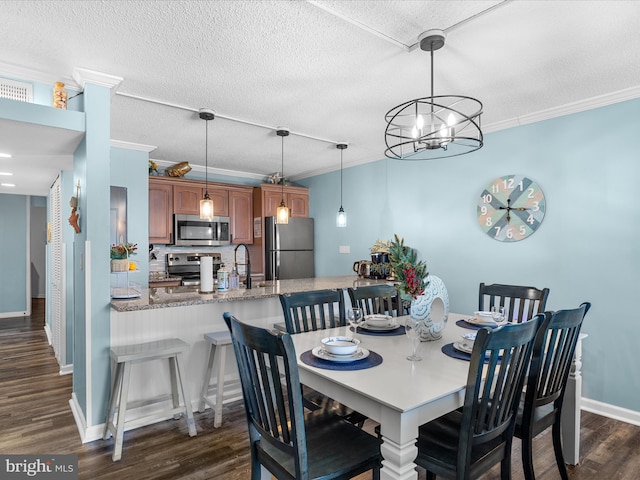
[{"left": 1, "top": 299, "right": 638, "bottom": 479}]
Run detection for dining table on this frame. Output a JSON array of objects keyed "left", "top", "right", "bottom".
[{"left": 273, "top": 312, "right": 585, "bottom": 480}]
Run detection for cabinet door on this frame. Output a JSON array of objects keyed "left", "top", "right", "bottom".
[
  {"left": 209, "top": 187, "right": 229, "bottom": 217},
  {"left": 229, "top": 189, "right": 253, "bottom": 244},
  {"left": 149, "top": 181, "right": 173, "bottom": 244},
  {"left": 288, "top": 191, "right": 309, "bottom": 217},
  {"left": 263, "top": 189, "right": 284, "bottom": 218},
  {"left": 173, "top": 185, "right": 202, "bottom": 215}
]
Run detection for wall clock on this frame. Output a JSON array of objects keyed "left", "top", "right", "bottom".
[{"left": 477, "top": 174, "right": 545, "bottom": 242}]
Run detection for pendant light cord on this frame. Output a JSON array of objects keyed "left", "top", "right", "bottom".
[
  {"left": 205, "top": 119, "right": 209, "bottom": 195},
  {"left": 340, "top": 148, "right": 343, "bottom": 207},
  {"left": 281, "top": 134, "right": 284, "bottom": 201}
]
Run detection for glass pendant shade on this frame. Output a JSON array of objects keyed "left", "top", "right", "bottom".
[
  {"left": 336, "top": 206, "right": 347, "bottom": 227},
  {"left": 336, "top": 142, "right": 348, "bottom": 227},
  {"left": 200, "top": 194, "right": 214, "bottom": 220},
  {"left": 199, "top": 108, "right": 215, "bottom": 220},
  {"left": 275, "top": 128, "right": 290, "bottom": 225}
]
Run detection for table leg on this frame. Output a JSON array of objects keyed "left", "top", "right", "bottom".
[
  {"left": 379, "top": 434, "right": 419, "bottom": 480},
  {"left": 561, "top": 334, "right": 585, "bottom": 465}
]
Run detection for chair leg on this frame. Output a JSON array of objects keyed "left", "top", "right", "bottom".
[
  {"left": 174, "top": 352, "right": 197, "bottom": 437},
  {"left": 426, "top": 471, "right": 436, "bottom": 480},
  {"left": 372, "top": 464, "right": 380, "bottom": 480},
  {"left": 103, "top": 361, "right": 123, "bottom": 440},
  {"left": 112, "top": 361, "right": 132, "bottom": 462},
  {"left": 552, "top": 420, "right": 570, "bottom": 480},
  {"left": 521, "top": 433, "right": 536, "bottom": 480},
  {"left": 199, "top": 343, "right": 216, "bottom": 412}
]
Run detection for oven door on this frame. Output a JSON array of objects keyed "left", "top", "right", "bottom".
[{"left": 174, "top": 215, "right": 230, "bottom": 246}]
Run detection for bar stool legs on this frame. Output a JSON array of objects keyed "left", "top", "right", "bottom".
[
  {"left": 103, "top": 338, "right": 196, "bottom": 462},
  {"left": 199, "top": 331, "right": 242, "bottom": 428}
]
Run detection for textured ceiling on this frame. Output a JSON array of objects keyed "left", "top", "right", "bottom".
[{"left": 1, "top": 0, "right": 640, "bottom": 196}]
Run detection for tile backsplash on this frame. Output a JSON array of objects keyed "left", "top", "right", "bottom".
[{"left": 149, "top": 244, "right": 249, "bottom": 276}]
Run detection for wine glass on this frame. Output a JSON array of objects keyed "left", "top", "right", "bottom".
[
  {"left": 404, "top": 316, "right": 423, "bottom": 361},
  {"left": 491, "top": 305, "right": 507, "bottom": 325},
  {"left": 346, "top": 307, "right": 364, "bottom": 338}
]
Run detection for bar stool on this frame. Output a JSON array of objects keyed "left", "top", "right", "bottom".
[
  {"left": 103, "top": 338, "right": 197, "bottom": 462},
  {"left": 199, "top": 331, "right": 242, "bottom": 427}
]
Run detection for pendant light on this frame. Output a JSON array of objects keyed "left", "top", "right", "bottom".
[
  {"left": 384, "top": 29, "right": 483, "bottom": 160},
  {"left": 336, "top": 142, "right": 348, "bottom": 228},
  {"left": 199, "top": 108, "right": 215, "bottom": 220},
  {"left": 276, "top": 128, "right": 290, "bottom": 224}
]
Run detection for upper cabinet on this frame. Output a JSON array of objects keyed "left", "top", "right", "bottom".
[
  {"left": 148, "top": 176, "right": 253, "bottom": 244},
  {"left": 258, "top": 184, "right": 309, "bottom": 218}
]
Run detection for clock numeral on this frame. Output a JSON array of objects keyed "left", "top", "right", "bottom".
[
  {"left": 482, "top": 193, "right": 493, "bottom": 204},
  {"left": 519, "top": 225, "right": 526, "bottom": 235},
  {"left": 480, "top": 206, "right": 488, "bottom": 215},
  {"left": 491, "top": 183, "right": 499, "bottom": 194},
  {"left": 501, "top": 178, "right": 523, "bottom": 191},
  {"left": 527, "top": 187, "right": 536, "bottom": 198},
  {"left": 531, "top": 201, "right": 539, "bottom": 212},
  {"left": 527, "top": 214, "right": 534, "bottom": 224},
  {"left": 506, "top": 228, "right": 514, "bottom": 239},
  {"left": 493, "top": 226, "right": 501, "bottom": 237},
  {"left": 485, "top": 217, "right": 493, "bottom": 227}
]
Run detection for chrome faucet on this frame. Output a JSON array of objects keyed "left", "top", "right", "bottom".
[{"left": 234, "top": 243, "right": 251, "bottom": 289}]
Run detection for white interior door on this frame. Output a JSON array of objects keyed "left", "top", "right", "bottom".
[{"left": 49, "top": 176, "right": 65, "bottom": 366}]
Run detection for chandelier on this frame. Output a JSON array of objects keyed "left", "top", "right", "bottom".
[{"left": 384, "top": 30, "right": 483, "bottom": 160}]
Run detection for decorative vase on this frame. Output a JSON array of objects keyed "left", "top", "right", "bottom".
[
  {"left": 410, "top": 275, "right": 450, "bottom": 341},
  {"left": 111, "top": 259, "right": 129, "bottom": 272}
]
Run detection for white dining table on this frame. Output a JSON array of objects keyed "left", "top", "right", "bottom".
[{"left": 273, "top": 312, "right": 585, "bottom": 480}]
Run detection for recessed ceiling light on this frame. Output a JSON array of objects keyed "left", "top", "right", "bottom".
[
  {"left": 0, "top": 153, "right": 12, "bottom": 158},
  {"left": 1, "top": 183, "right": 16, "bottom": 187},
  {"left": 0, "top": 172, "right": 13, "bottom": 176}
]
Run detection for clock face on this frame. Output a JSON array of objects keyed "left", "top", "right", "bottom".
[{"left": 477, "top": 175, "right": 545, "bottom": 242}]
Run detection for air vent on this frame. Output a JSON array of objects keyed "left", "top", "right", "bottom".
[{"left": 0, "top": 78, "right": 33, "bottom": 102}]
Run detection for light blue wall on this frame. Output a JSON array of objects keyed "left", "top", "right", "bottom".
[
  {"left": 300, "top": 97, "right": 640, "bottom": 413},
  {"left": 0, "top": 194, "right": 29, "bottom": 315},
  {"left": 111, "top": 147, "right": 150, "bottom": 287}
]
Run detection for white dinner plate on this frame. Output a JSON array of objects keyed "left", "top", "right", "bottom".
[
  {"left": 453, "top": 341, "right": 473, "bottom": 354},
  {"left": 467, "top": 316, "right": 498, "bottom": 327},
  {"left": 312, "top": 346, "right": 370, "bottom": 363},
  {"left": 359, "top": 320, "right": 399, "bottom": 332}
]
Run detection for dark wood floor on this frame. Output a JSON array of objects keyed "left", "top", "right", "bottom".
[{"left": 1, "top": 299, "right": 639, "bottom": 479}]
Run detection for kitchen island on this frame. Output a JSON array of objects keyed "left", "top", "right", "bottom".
[{"left": 109, "top": 275, "right": 388, "bottom": 431}]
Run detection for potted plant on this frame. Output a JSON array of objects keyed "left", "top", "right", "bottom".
[{"left": 110, "top": 242, "right": 138, "bottom": 272}]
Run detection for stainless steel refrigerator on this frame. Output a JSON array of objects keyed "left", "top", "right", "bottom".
[{"left": 265, "top": 216, "right": 314, "bottom": 280}]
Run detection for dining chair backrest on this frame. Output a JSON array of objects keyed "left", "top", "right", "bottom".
[
  {"left": 347, "top": 284, "right": 403, "bottom": 317},
  {"left": 279, "top": 289, "right": 345, "bottom": 334},
  {"left": 459, "top": 316, "right": 542, "bottom": 475},
  {"left": 516, "top": 302, "right": 591, "bottom": 480},
  {"left": 223, "top": 312, "right": 382, "bottom": 480},
  {"left": 223, "top": 312, "right": 307, "bottom": 478},
  {"left": 479, "top": 282, "right": 550, "bottom": 323}
]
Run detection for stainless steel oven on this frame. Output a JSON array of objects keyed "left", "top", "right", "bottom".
[
  {"left": 166, "top": 252, "right": 222, "bottom": 286},
  {"left": 174, "top": 214, "right": 230, "bottom": 246}
]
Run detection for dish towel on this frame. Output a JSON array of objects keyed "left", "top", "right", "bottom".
[{"left": 300, "top": 349, "right": 383, "bottom": 371}]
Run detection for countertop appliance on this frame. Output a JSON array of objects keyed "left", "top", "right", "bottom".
[
  {"left": 174, "top": 214, "right": 230, "bottom": 246},
  {"left": 265, "top": 216, "right": 314, "bottom": 280},
  {"left": 166, "top": 252, "right": 222, "bottom": 286}
]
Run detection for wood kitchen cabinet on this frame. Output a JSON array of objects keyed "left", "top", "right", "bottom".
[
  {"left": 173, "top": 184, "right": 229, "bottom": 217},
  {"left": 149, "top": 178, "right": 173, "bottom": 244},
  {"left": 148, "top": 176, "right": 253, "bottom": 245}
]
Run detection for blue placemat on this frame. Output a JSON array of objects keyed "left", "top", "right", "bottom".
[
  {"left": 300, "top": 349, "right": 383, "bottom": 370},
  {"left": 442, "top": 342, "right": 471, "bottom": 361},
  {"left": 456, "top": 319, "right": 496, "bottom": 331},
  {"left": 355, "top": 326, "right": 405, "bottom": 337}
]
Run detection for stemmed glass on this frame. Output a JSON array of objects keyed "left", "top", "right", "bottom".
[
  {"left": 404, "top": 316, "right": 423, "bottom": 361},
  {"left": 346, "top": 307, "right": 364, "bottom": 339},
  {"left": 491, "top": 306, "right": 507, "bottom": 325}
]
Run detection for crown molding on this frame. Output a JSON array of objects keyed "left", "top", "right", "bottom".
[
  {"left": 150, "top": 158, "right": 266, "bottom": 182},
  {"left": 72, "top": 67, "right": 123, "bottom": 96},
  {"left": 111, "top": 139, "right": 157, "bottom": 153},
  {"left": 0, "top": 61, "right": 80, "bottom": 90}
]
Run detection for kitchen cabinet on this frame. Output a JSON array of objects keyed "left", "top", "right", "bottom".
[
  {"left": 173, "top": 184, "right": 229, "bottom": 217},
  {"left": 148, "top": 176, "right": 253, "bottom": 245},
  {"left": 149, "top": 179, "right": 173, "bottom": 244},
  {"left": 229, "top": 187, "right": 253, "bottom": 244}
]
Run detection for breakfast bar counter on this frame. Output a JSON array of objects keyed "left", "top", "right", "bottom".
[{"left": 108, "top": 275, "right": 388, "bottom": 432}]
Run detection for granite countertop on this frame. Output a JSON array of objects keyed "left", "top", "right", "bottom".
[{"left": 111, "top": 275, "right": 390, "bottom": 312}]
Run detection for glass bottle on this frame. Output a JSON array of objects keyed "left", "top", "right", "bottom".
[
  {"left": 53, "top": 82, "right": 67, "bottom": 110},
  {"left": 229, "top": 264, "right": 240, "bottom": 290}
]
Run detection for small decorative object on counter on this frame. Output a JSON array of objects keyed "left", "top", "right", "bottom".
[
  {"left": 229, "top": 264, "right": 240, "bottom": 290},
  {"left": 110, "top": 242, "right": 138, "bottom": 272},
  {"left": 166, "top": 161, "right": 192, "bottom": 177},
  {"left": 148, "top": 160, "right": 158, "bottom": 175},
  {"left": 217, "top": 264, "right": 229, "bottom": 291},
  {"left": 53, "top": 82, "right": 67, "bottom": 109}
]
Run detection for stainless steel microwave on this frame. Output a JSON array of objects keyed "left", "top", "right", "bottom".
[{"left": 174, "top": 214, "right": 231, "bottom": 246}]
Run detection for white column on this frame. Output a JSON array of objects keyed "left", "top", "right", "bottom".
[{"left": 561, "top": 333, "right": 587, "bottom": 465}]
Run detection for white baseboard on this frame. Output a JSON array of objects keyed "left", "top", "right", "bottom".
[
  {"left": 69, "top": 393, "right": 104, "bottom": 443},
  {"left": 582, "top": 397, "right": 640, "bottom": 426},
  {"left": 59, "top": 363, "right": 73, "bottom": 375},
  {"left": 44, "top": 324, "right": 52, "bottom": 345}
]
